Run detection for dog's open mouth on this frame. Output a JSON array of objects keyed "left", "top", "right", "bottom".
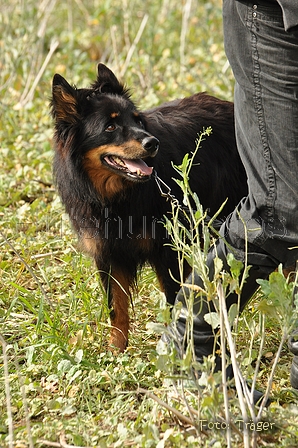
[{"left": 103, "top": 155, "right": 153, "bottom": 180}]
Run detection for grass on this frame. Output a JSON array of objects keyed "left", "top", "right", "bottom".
[{"left": 1, "top": 0, "right": 298, "bottom": 446}]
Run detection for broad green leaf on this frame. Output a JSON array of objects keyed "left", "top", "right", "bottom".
[
  {"left": 204, "top": 311, "right": 220, "bottom": 329},
  {"left": 227, "top": 253, "right": 243, "bottom": 279}
]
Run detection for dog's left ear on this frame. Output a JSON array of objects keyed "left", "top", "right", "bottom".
[{"left": 93, "top": 63, "right": 128, "bottom": 96}]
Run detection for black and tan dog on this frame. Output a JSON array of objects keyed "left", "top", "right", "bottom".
[{"left": 51, "top": 63, "right": 247, "bottom": 351}]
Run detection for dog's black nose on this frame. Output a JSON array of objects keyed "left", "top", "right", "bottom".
[{"left": 142, "top": 136, "right": 159, "bottom": 153}]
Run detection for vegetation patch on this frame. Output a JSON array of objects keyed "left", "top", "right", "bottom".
[{"left": 1, "top": 0, "right": 298, "bottom": 446}]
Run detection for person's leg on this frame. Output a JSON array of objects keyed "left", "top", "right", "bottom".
[
  {"left": 223, "top": 0, "right": 298, "bottom": 387},
  {"left": 163, "top": 0, "right": 298, "bottom": 390}
]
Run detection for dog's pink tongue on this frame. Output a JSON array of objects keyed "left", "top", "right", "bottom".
[{"left": 125, "top": 159, "right": 153, "bottom": 176}]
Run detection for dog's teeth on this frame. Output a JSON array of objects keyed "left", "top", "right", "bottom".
[
  {"left": 136, "top": 169, "right": 144, "bottom": 177},
  {"left": 113, "top": 156, "right": 125, "bottom": 167}
]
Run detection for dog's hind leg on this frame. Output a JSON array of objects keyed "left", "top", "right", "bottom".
[{"left": 153, "top": 255, "right": 192, "bottom": 306}]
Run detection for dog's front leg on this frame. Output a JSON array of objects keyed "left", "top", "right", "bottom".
[{"left": 100, "top": 268, "right": 131, "bottom": 352}]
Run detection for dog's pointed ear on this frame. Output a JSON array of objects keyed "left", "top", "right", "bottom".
[
  {"left": 51, "top": 74, "right": 79, "bottom": 124},
  {"left": 93, "top": 63, "right": 127, "bottom": 96}
]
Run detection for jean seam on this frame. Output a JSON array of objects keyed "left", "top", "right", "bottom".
[{"left": 249, "top": 10, "right": 276, "bottom": 245}]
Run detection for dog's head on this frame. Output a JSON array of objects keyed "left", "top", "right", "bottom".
[{"left": 51, "top": 64, "right": 159, "bottom": 199}]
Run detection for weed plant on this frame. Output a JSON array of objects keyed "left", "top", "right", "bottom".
[
  {"left": 1, "top": 0, "right": 298, "bottom": 447},
  {"left": 152, "top": 132, "right": 298, "bottom": 447}
]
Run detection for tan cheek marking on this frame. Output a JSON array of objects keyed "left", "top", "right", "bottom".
[
  {"left": 83, "top": 142, "right": 147, "bottom": 200},
  {"left": 83, "top": 147, "right": 126, "bottom": 199},
  {"left": 83, "top": 142, "right": 146, "bottom": 164}
]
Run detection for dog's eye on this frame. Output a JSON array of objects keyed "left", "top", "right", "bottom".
[
  {"left": 136, "top": 119, "right": 144, "bottom": 128},
  {"left": 105, "top": 124, "right": 116, "bottom": 132}
]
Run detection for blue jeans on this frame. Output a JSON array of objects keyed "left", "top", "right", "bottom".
[{"left": 222, "top": 0, "right": 298, "bottom": 272}]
